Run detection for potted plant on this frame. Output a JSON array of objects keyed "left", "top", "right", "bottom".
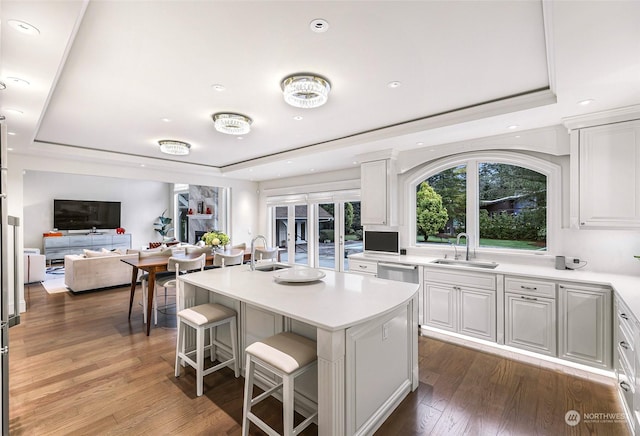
[
  {"left": 154, "top": 210, "right": 174, "bottom": 241},
  {"left": 201, "top": 230, "right": 230, "bottom": 250}
]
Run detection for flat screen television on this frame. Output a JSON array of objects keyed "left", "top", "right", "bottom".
[
  {"left": 364, "top": 230, "right": 399, "bottom": 255},
  {"left": 54, "top": 199, "right": 121, "bottom": 230}
]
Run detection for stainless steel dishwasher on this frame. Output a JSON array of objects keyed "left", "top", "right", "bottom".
[{"left": 377, "top": 262, "right": 419, "bottom": 284}]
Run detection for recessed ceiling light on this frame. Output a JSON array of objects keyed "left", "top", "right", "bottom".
[
  {"left": 7, "top": 148, "right": 13, "bottom": 152},
  {"left": 4, "top": 108, "right": 24, "bottom": 115},
  {"left": 0, "top": 82, "right": 6, "bottom": 90},
  {"left": 286, "top": 160, "right": 293, "bottom": 164},
  {"left": 6, "top": 77, "right": 30, "bottom": 86},
  {"left": 310, "top": 168, "right": 315, "bottom": 172},
  {"left": 8, "top": 20, "right": 40, "bottom": 36},
  {"left": 515, "top": 135, "right": 521, "bottom": 138},
  {"left": 416, "top": 142, "right": 424, "bottom": 146},
  {"left": 211, "top": 84, "right": 225, "bottom": 92},
  {"left": 140, "top": 164, "right": 146, "bottom": 167},
  {"left": 578, "top": 99, "right": 595, "bottom": 106},
  {"left": 293, "top": 116, "right": 303, "bottom": 121},
  {"left": 507, "top": 124, "right": 520, "bottom": 130},
  {"left": 161, "top": 118, "right": 171, "bottom": 122},
  {"left": 310, "top": 19, "right": 329, "bottom": 33},
  {"left": 352, "top": 161, "right": 358, "bottom": 165},
  {"left": 237, "top": 136, "right": 244, "bottom": 140},
  {"left": 388, "top": 81, "right": 402, "bottom": 89},
  {"left": 7, "top": 132, "right": 16, "bottom": 136}
]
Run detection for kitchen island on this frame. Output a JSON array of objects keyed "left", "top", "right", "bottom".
[{"left": 179, "top": 264, "right": 419, "bottom": 436}]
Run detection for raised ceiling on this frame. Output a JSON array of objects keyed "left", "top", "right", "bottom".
[{"left": 2, "top": 1, "right": 640, "bottom": 181}]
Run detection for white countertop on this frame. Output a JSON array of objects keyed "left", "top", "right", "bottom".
[
  {"left": 179, "top": 264, "right": 419, "bottom": 331},
  {"left": 351, "top": 252, "right": 640, "bottom": 320}
]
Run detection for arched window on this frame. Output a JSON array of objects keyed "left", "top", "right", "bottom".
[{"left": 408, "top": 152, "right": 560, "bottom": 254}]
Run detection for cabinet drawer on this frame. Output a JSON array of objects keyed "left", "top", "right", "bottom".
[
  {"left": 44, "top": 237, "right": 69, "bottom": 248},
  {"left": 505, "top": 276, "right": 556, "bottom": 298},
  {"left": 349, "top": 259, "right": 377, "bottom": 275},
  {"left": 618, "top": 357, "right": 635, "bottom": 408},
  {"left": 617, "top": 321, "right": 635, "bottom": 381},
  {"left": 616, "top": 297, "right": 639, "bottom": 340},
  {"left": 425, "top": 267, "right": 495, "bottom": 290}
]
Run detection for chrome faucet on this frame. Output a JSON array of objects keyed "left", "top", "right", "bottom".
[
  {"left": 456, "top": 232, "right": 470, "bottom": 261},
  {"left": 448, "top": 240, "right": 459, "bottom": 260},
  {"left": 250, "top": 235, "right": 268, "bottom": 271}
]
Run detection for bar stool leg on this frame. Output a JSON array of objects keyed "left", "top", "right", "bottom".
[
  {"left": 196, "top": 326, "right": 205, "bottom": 397},
  {"left": 242, "top": 353, "right": 255, "bottom": 436},
  {"left": 174, "top": 318, "right": 183, "bottom": 377},
  {"left": 283, "top": 374, "right": 294, "bottom": 436},
  {"left": 230, "top": 317, "right": 239, "bottom": 377}
]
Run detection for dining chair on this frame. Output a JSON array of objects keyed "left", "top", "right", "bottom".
[
  {"left": 139, "top": 248, "right": 174, "bottom": 325},
  {"left": 254, "top": 247, "right": 278, "bottom": 263},
  {"left": 232, "top": 242, "right": 247, "bottom": 251},
  {"left": 185, "top": 245, "right": 213, "bottom": 255},
  {"left": 213, "top": 250, "right": 244, "bottom": 267},
  {"left": 151, "top": 254, "right": 207, "bottom": 325}
]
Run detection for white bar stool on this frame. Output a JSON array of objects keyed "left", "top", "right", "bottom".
[
  {"left": 242, "top": 332, "right": 318, "bottom": 436},
  {"left": 174, "top": 303, "right": 239, "bottom": 397}
]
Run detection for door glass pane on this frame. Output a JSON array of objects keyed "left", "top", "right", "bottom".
[
  {"left": 344, "top": 201, "right": 362, "bottom": 271},
  {"left": 478, "top": 163, "right": 547, "bottom": 251},
  {"left": 294, "top": 205, "right": 308, "bottom": 265},
  {"left": 318, "top": 203, "right": 335, "bottom": 269},
  {"left": 274, "top": 206, "right": 289, "bottom": 263}
]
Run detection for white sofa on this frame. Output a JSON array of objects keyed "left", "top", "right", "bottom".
[
  {"left": 24, "top": 252, "right": 46, "bottom": 284},
  {"left": 64, "top": 250, "right": 138, "bottom": 293}
]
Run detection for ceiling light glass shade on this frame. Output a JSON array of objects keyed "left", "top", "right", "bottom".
[
  {"left": 213, "top": 113, "right": 252, "bottom": 135},
  {"left": 159, "top": 140, "right": 191, "bottom": 155},
  {"left": 281, "top": 75, "right": 331, "bottom": 108}
]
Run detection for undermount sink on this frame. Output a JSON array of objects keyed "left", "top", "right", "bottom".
[
  {"left": 253, "top": 263, "right": 292, "bottom": 272},
  {"left": 431, "top": 259, "right": 499, "bottom": 269}
]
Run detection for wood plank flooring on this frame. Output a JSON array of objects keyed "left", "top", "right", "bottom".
[{"left": 9, "top": 283, "right": 629, "bottom": 435}]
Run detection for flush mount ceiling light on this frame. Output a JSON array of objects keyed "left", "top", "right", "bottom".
[
  {"left": 158, "top": 140, "right": 191, "bottom": 155},
  {"left": 212, "top": 113, "right": 252, "bottom": 135},
  {"left": 281, "top": 74, "right": 331, "bottom": 109}
]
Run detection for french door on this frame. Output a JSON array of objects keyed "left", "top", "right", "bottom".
[
  {"left": 315, "top": 201, "right": 362, "bottom": 272},
  {"left": 272, "top": 204, "right": 310, "bottom": 266}
]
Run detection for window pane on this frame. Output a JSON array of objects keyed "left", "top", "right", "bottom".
[
  {"left": 478, "top": 163, "right": 547, "bottom": 251},
  {"left": 416, "top": 165, "right": 467, "bottom": 244}
]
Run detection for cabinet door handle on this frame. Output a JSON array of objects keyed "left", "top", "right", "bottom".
[
  {"left": 359, "top": 265, "right": 367, "bottom": 269},
  {"left": 520, "top": 296, "right": 538, "bottom": 301},
  {"left": 620, "top": 313, "right": 629, "bottom": 321},
  {"left": 520, "top": 285, "right": 537, "bottom": 291},
  {"left": 620, "top": 381, "right": 631, "bottom": 392},
  {"left": 620, "top": 341, "right": 630, "bottom": 350}
]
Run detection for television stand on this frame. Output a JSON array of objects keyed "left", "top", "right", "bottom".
[{"left": 43, "top": 233, "right": 131, "bottom": 262}]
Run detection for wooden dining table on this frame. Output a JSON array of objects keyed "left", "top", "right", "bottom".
[{"left": 122, "top": 248, "right": 251, "bottom": 335}]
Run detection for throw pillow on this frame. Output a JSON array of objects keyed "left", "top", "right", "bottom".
[{"left": 84, "top": 249, "right": 107, "bottom": 258}]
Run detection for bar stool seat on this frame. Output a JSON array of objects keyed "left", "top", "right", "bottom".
[
  {"left": 242, "top": 332, "right": 318, "bottom": 436},
  {"left": 175, "top": 303, "right": 239, "bottom": 397}
]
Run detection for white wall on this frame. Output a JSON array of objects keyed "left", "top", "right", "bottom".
[
  {"left": 259, "top": 126, "right": 640, "bottom": 275},
  {"left": 23, "top": 171, "right": 170, "bottom": 251},
  {"left": 8, "top": 152, "right": 259, "bottom": 313}
]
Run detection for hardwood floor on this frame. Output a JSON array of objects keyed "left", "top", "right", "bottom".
[{"left": 9, "top": 283, "right": 629, "bottom": 435}]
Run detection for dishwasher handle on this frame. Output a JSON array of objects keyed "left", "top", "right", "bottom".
[{"left": 378, "top": 262, "right": 417, "bottom": 271}]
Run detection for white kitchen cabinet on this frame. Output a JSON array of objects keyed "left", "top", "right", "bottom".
[
  {"left": 505, "top": 293, "right": 556, "bottom": 356},
  {"left": 424, "top": 267, "right": 496, "bottom": 342},
  {"left": 425, "top": 283, "right": 457, "bottom": 332},
  {"left": 459, "top": 287, "right": 496, "bottom": 341},
  {"left": 360, "top": 159, "right": 396, "bottom": 226},
  {"left": 348, "top": 258, "right": 377, "bottom": 276},
  {"left": 577, "top": 119, "right": 640, "bottom": 228},
  {"left": 615, "top": 295, "right": 639, "bottom": 434},
  {"left": 558, "top": 283, "right": 612, "bottom": 369}
]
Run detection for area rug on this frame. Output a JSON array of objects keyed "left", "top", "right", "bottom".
[{"left": 42, "top": 277, "right": 69, "bottom": 294}]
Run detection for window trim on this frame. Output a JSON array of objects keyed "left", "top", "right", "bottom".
[{"left": 406, "top": 151, "right": 560, "bottom": 255}]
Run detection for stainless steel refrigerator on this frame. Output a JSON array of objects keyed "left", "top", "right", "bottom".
[{"left": 1, "top": 121, "right": 21, "bottom": 434}]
